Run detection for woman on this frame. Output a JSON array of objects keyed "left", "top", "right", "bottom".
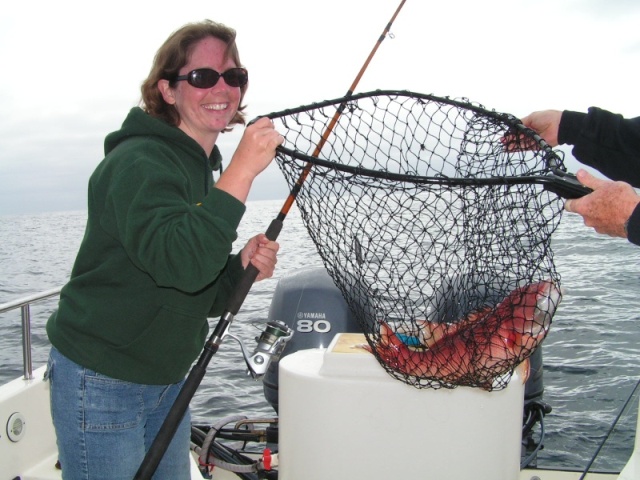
[{"left": 45, "top": 20, "right": 283, "bottom": 479}]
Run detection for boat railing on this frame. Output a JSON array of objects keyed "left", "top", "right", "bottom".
[{"left": 0, "top": 287, "right": 62, "bottom": 380}]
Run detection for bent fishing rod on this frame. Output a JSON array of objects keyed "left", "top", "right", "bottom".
[{"left": 134, "top": 1, "right": 407, "bottom": 478}]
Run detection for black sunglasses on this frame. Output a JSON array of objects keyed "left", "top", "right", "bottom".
[{"left": 172, "top": 67, "right": 248, "bottom": 89}]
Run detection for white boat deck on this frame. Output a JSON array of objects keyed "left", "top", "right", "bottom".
[{"left": 2, "top": 365, "right": 638, "bottom": 480}]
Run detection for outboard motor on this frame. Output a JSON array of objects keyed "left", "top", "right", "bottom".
[
  {"left": 521, "top": 346, "right": 550, "bottom": 467},
  {"left": 263, "top": 267, "right": 360, "bottom": 413}
]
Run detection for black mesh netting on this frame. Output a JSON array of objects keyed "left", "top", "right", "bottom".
[{"left": 265, "top": 90, "right": 565, "bottom": 390}]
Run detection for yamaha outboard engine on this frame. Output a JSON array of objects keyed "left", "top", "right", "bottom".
[
  {"left": 263, "top": 267, "right": 360, "bottom": 413},
  {"left": 521, "top": 346, "right": 550, "bottom": 467}
]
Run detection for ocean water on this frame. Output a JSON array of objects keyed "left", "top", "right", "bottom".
[{"left": 1, "top": 199, "right": 639, "bottom": 473}]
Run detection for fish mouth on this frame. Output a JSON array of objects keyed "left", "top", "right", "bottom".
[{"left": 530, "top": 280, "right": 562, "bottom": 337}]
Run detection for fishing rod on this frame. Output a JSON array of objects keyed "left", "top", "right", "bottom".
[{"left": 134, "top": 1, "right": 407, "bottom": 478}]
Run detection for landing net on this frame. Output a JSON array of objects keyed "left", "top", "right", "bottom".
[{"left": 266, "top": 90, "right": 564, "bottom": 390}]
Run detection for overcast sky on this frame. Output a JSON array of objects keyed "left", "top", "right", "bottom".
[{"left": 1, "top": 0, "right": 639, "bottom": 216}]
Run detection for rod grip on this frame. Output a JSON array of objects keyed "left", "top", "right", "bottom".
[{"left": 133, "top": 363, "right": 207, "bottom": 479}]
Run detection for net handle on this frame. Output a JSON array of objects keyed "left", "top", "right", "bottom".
[{"left": 276, "top": 144, "right": 591, "bottom": 199}]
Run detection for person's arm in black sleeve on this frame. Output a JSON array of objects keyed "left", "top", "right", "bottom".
[{"left": 559, "top": 108, "right": 640, "bottom": 188}]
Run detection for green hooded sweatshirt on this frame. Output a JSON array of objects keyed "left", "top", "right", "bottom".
[{"left": 47, "top": 107, "right": 247, "bottom": 384}]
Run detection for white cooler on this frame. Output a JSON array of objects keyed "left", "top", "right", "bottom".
[{"left": 278, "top": 333, "right": 525, "bottom": 480}]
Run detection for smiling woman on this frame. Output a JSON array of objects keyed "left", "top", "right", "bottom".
[
  {"left": 153, "top": 31, "right": 247, "bottom": 147},
  {"left": 42, "top": 18, "right": 283, "bottom": 480}
]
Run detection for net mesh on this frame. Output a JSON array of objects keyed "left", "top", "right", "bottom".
[{"left": 267, "top": 90, "right": 564, "bottom": 390}]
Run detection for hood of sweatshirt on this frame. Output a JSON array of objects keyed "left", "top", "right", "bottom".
[{"left": 104, "top": 107, "right": 223, "bottom": 173}]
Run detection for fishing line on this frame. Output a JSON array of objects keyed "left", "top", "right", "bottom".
[
  {"left": 134, "top": 2, "right": 407, "bottom": 478},
  {"left": 579, "top": 376, "right": 640, "bottom": 479}
]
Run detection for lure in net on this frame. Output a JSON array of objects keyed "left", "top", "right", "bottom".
[{"left": 265, "top": 90, "right": 575, "bottom": 390}]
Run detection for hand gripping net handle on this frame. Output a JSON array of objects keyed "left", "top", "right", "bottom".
[{"left": 264, "top": 90, "right": 566, "bottom": 390}]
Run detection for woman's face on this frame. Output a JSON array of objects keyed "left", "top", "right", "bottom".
[{"left": 160, "top": 36, "right": 242, "bottom": 153}]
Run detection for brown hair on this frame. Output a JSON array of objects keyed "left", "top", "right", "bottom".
[{"left": 140, "top": 19, "right": 247, "bottom": 129}]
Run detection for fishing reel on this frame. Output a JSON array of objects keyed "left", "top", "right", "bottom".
[{"left": 228, "top": 320, "right": 294, "bottom": 379}]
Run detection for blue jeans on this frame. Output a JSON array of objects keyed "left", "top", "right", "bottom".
[{"left": 46, "top": 346, "right": 191, "bottom": 480}]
